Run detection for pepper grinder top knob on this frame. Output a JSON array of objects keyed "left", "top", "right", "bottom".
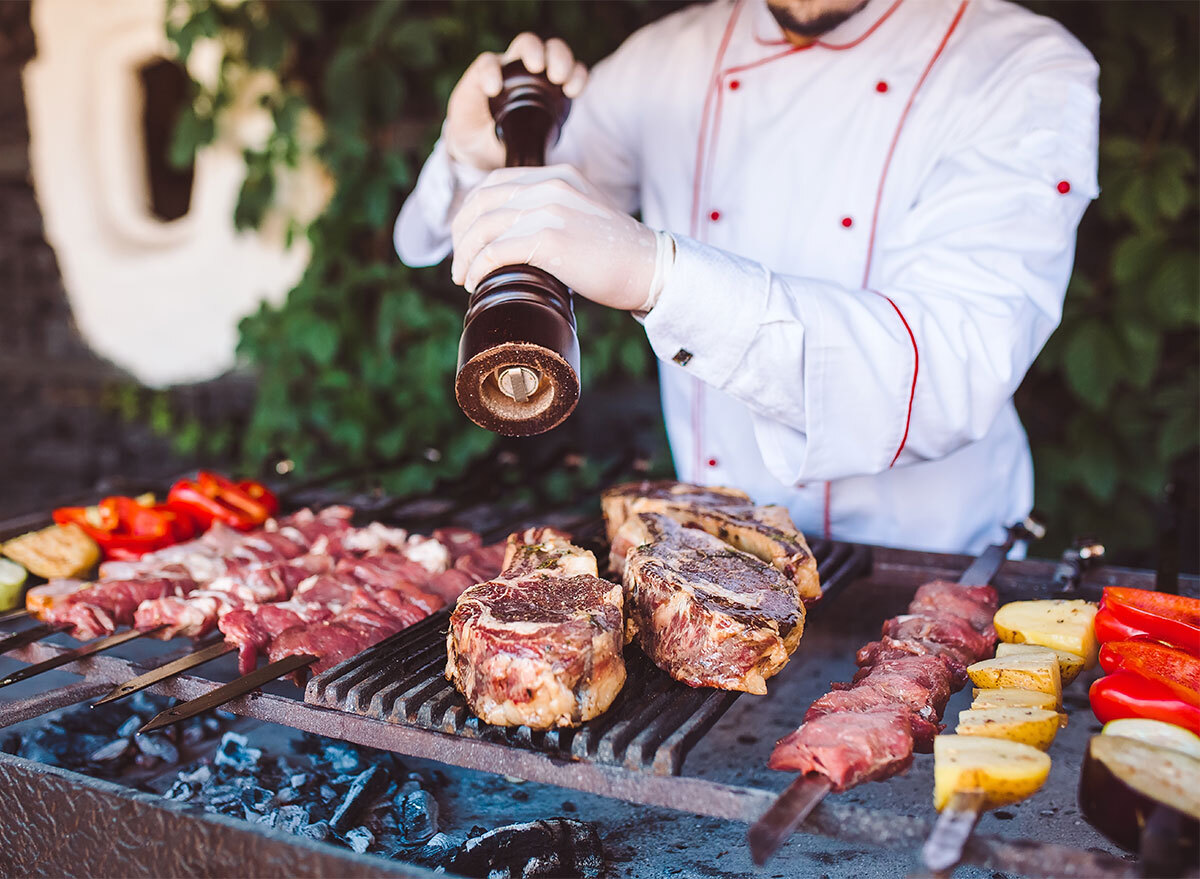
[{"left": 489, "top": 60, "right": 571, "bottom": 168}]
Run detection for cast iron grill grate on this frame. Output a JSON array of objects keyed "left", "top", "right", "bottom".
[{"left": 306, "top": 536, "right": 871, "bottom": 776}]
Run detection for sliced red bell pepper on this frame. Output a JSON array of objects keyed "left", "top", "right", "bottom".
[
  {"left": 1100, "top": 588, "right": 1200, "bottom": 655},
  {"left": 1098, "top": 641, "right": 1200, "bottom": 706},
  {"left": 1094, "top": 607, "right": 1161, "bottom": 646},
  {"left": 167, "top": 471, "right": 277, "bottom": 532},
  {"left": 238, "top": 479, "right": 279, "bottom": 516},
  {"left": 1090, "top": 671, "right": 1200, "bottom": 732},
  {"left": 53, "top": 496, "right": 196, "bottom": 561}
]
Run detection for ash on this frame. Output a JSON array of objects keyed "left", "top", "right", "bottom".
[
  {"left": 0, "top": 692, "right": 225, "bottom": 779},
  {"left": 161, "top": 731, "right": 604, "bottom": 877}
]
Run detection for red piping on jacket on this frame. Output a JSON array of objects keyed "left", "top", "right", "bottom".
[{"left": 861, "top": 0, "right": 968, "bottom": 470}]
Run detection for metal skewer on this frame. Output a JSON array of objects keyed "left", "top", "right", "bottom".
[
  {"left": 138, "top": 652, "right": 317, "bottom": 733},
  {"left": 94, "top": 639, "right": 236, "bottom": 706},
  {"left": 0, "top": 608, "right": 30, "bottom": 623},
  {"left": 922, "top": 790, "right": 986, "bottom": 873},
  {"left": 747, "top": 776, "right": 833, "bottom": 865},
  {"left": 0, "top": 625, "right": 167, "bottom": 689},
  {"left": 0, "top": 622, "right": 69, "bottom": 655},
  {"left": 747, "top": 518, "right": 1042, "bottom": 865}
]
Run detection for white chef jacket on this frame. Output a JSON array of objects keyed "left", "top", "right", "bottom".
[{"left": 395, "top": 0, "right": 1100, "bottom": 554}]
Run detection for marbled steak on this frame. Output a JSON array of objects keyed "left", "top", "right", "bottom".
[
  {"left": 446, "top": 529, "right": 625, "bottom": 729},
  {"left": 618, "top": 513, "right": 805, "bottom": 695}
]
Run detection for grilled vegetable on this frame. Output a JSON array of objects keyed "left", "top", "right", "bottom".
[
  {"left": 54, "top": 496, "right": 196, "bottom": 561},
  {"left": 971, "top": 687, "right": 1061, "bottom": 712},
  {"left": 1099, "top": 588, "right": 1200, "bottom": 655},
  {"left": 1098, "top": 641, "right": 1200, "bottom": 705},
  {"left": 933, "top": 734, "right": 1051, "bottom": 811},
  {"left": 1090, "top": 671, "right": 1200, "bottom": 732},
  {"left": 1079, "top": 733, "right": 1199, "bottom": 866},
  {"left": 995, "top": 641, "right": 1085, "bottom": 685},
  {"left": 954, "top": 707, "right": 1060, "bottom": 750},
  {"left": 167, "top": 471, "right": 278, "bottom": 532},
  {"left": 1, "top": 524, "right": 100, "bottom": 580},
  {"left": 1101, "top": 719, "right": 1200, "bottom": 759},
  {"left": 967, "top": 655, "right": 1063, "bottom": 705},
  {"left": 1094, "top": 608, "right": 1160, "bottom": 647},
  {"left": 0, "top": 558, "right": 28, "bottom": 611},
  {"left": 993, "top": 599, "right": 1098, "bottom": 668}
]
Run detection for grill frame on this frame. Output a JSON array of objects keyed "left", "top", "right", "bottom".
[{"left": 0, "top": 487, "right": 1196, "bottom": 878}]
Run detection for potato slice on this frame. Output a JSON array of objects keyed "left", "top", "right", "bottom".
[
  {"left": 1, "top": 524, "right": 99, "bottom": 580},
  {"left": 955, "top": 707, "right": 1061, "bottom": 750},
  {"left": 933, "top": 734, "right": 1052, "bottom": 811},
  {"left": 995, "top": 642, "right": 1085, "bottom": 685},
  {"left": 967, "top": 655, "right": 1062, "bottom": 706},
  {"left": 971, "top": 688, "right": 1067, "bottom": 727},
  {"left": 993, "top": 599, "right": 1098, "bottom": 668}
]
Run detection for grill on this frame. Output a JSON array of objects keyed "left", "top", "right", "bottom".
[
  {"left": 307, "top": 536, "right": 869, "bottom": 777},
  {"left": 0, "top": 465, "right": 1195, "bottom": 878}
]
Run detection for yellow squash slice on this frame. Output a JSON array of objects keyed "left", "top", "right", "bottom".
[
  {"left": 955, "top": 707, "right": 1061, "bottom": 751},
  {"left": 994, "top": 642, "right": 1085, "bottom": 685},
  {"left": 933, "top": 734, "right": 1051, "bottom": 811},
  {"left": 967, "top": 655, "right": 1062, "bottom": 706},
  {"left": 993, "top": 599, "right": 1098, "bottom": 668}
]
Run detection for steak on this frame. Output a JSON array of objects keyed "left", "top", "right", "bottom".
[
  {"left": 849, "top": 655, "right": 956, "bottom": 714},
  {"left": 602, "top": 481, "right": 820, "bottom": 603},
  {"left": 808, "top": 683, "right": 942, "bottom": 750},
  {"left": 881, "top": 613, "right": 995, "bottom": 661},
  {"left": 856, "top": 637, "right": 971, "bottom": 688},
  {"left": 619, "top": 513, "right": 804, "bottom": 695},
  {"left": 446, "top": 533, "right": 625, "bottom": 729},
  {"left": 768, "top": 709, "right": 915, "bottom": 790}
]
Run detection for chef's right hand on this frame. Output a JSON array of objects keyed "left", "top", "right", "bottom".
[{"left": 444, "top": 33, "right": 588, "bottom": 173}]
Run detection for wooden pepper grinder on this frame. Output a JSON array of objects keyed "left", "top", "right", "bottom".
[{"left": 454, "top": 60, "right": 581, "bottom": 437}]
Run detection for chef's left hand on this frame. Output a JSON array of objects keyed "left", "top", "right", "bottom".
[{"left": 450, "top": 165, "right": 667, "bottom": 311}]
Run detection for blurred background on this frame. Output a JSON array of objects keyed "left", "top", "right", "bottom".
[{"left": 0, "top": 0, "right": 1196, "bottom": 572}]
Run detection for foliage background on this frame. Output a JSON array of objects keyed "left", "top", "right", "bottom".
[{"left": 158, "top": 0, "right": 1199, "bottom": 569}]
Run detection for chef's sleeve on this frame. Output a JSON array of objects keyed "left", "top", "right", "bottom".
[
  {"left": 393, "top": 28, "right": 647, "bottom": 268},
  {"left": 642, "top": 55, "right": 1100, "bottom": 484}
]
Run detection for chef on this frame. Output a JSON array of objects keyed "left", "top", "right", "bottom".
[{"left": 395, "top": 0, "right": 1100, "bottom": 553}]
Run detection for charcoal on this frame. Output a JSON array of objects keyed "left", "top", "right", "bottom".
[
  {"left": 181, "top": 724, "right": 207, "bottom": 747},
  {"left": 274, "top": 805, "right": 310, "bottom": 834},
  {"left": 344, "top": 826, "right": 374, "bottom": 854},
  {"left": 214, "top": 732, "right": 262, "bottom": 771},
  {"left": 116, "top": 716, "right": 143, "bottom": 739},
  {"left": 300, "top": 820, "right": 331, "bottom": 842},
  {"left": 319, "top": 784, "right": 337, "bottom": 801},
  {"left": 163, "top": 780, "right": 196, "bottom": 802},
  {"left": 251, "top": 809, "right": 279, "bottom": 828},
  {"left": 89, "top": 738, "right": 133, "bottom": 762},
  {"left": 396, "top": 781, "right": 439, "bottom": 845},
  {"left": 275, "top": 786, "right": 301, "bottom": 805},
  {"left": 408, "top": 832, "right": 464, "bottom": 868},
  {"left": 242, "top": 785, "right": 275, "bottom": 813},
  {"left": 331, "top": 765, "right": 387, "bottom": 832},
  {"left": 128, "top": 692, "right": 162, "bottom": 718},
  {"left": 451, "top": 819, "right": 604, "bottom": 879},
  {"left": 318, "top": 742, "right": 365, "bottom": 774},
  {"left": 179, "top": 764, "right": 212, "bottom": 785},
  {"left": 290, "top": 772, "right": 309, "bottom": 789},
  {"left": 135, "top": 733, "right": 180, "bottom": 764}
]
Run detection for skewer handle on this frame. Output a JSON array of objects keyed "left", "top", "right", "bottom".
[{"left": 922, "top": 789, "right": 985, "bottom": 874}]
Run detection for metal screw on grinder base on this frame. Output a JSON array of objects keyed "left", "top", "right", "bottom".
[{"left": 497, "top": 366, "right": 540, "bottom": 403}]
